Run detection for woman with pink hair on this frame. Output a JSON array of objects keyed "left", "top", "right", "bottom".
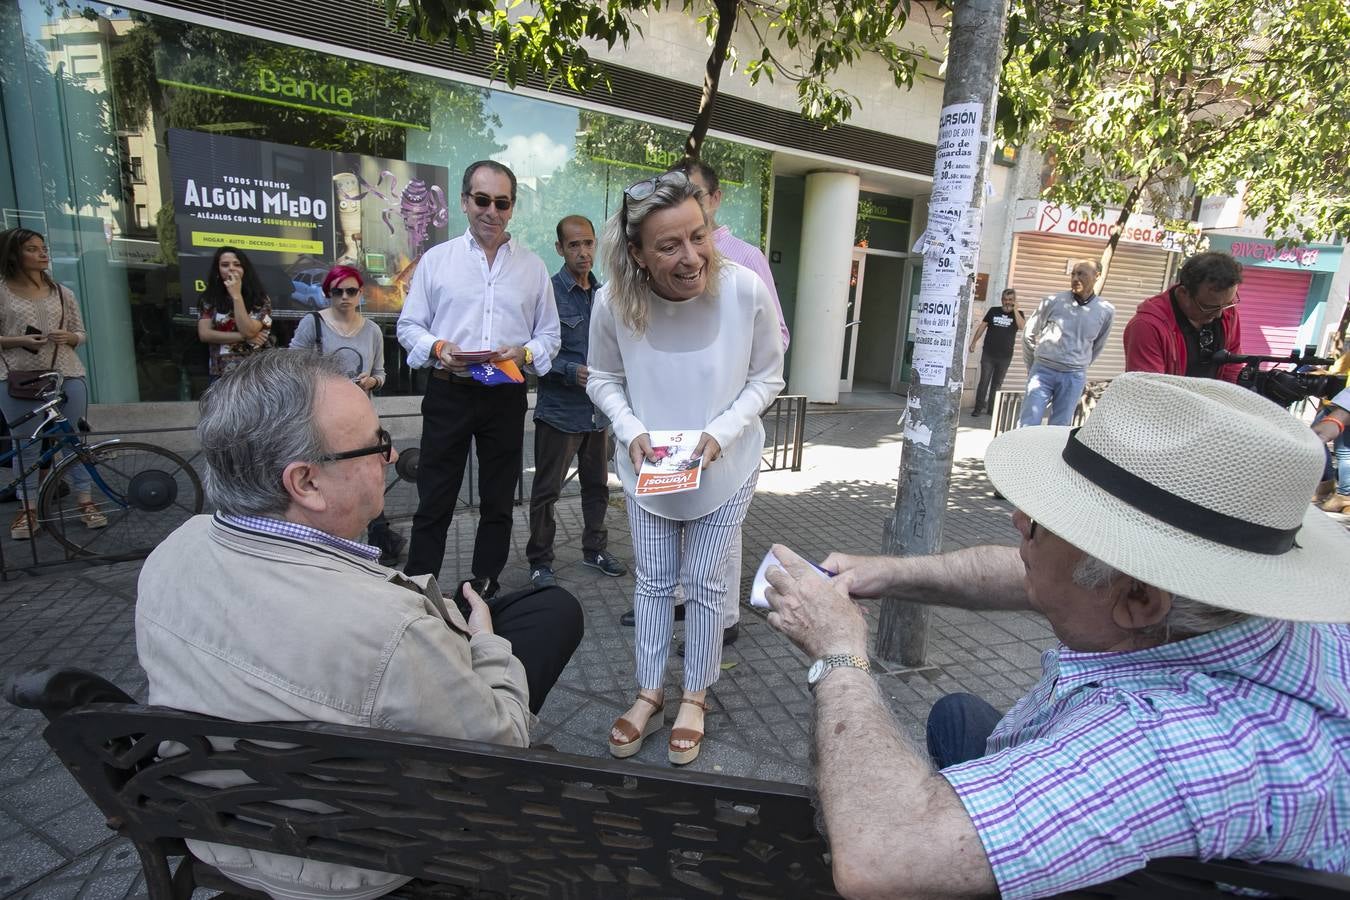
[{"left": 290, "top": 265, "right": 386, "bottom": 393}]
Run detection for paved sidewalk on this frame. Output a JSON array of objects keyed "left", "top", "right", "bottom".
[{"left": 0, "top": 405, "right": 1230, "bottom": 896}]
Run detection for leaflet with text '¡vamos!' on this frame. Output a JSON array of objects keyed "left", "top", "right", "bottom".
[{"left": 635, "top": 430, "right": 703, "bottom": 496}]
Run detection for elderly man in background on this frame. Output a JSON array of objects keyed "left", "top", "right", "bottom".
[
  {"left": 136, "top": 351, "right": 583, "bottom": 900},
  {"left": 766, "top": 372, "right": 1349, "bottom": 899},
  {"left": 1019, "top": 259, "right": 1114, "bottom": 426}
]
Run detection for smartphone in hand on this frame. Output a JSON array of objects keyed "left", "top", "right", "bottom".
[{"left": 21, "top": 325, "right": 42, "bottom": 354}]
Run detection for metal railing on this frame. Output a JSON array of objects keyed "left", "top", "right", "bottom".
[
  {"left": 989, "top": 380, "right": 1111, "bottom": 438},
  {"left": 762, "top": 394, "right": 807, "bottom": 472}
]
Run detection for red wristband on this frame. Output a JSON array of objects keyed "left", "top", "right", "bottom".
[{"left": 432, "top": 340, "right": 446, "bottom": 361}]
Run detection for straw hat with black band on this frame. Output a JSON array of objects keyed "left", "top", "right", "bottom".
[{"left": 985, "top": 372, "right": 1350, "bottom": 622}]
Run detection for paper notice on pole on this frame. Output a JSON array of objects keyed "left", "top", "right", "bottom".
[
  {"left": 930, "top": 102, "right": 982, "bottom": 205},
  {"left": 910, "top": 252, "right": 964, "bottom": 385}
]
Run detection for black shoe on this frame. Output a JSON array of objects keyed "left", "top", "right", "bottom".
[
  {"left": 583, "top": 550, "right": 628, "bottom": 577},
  {"left": 620, "top": 604, "right": 686, "bottom": 627},
  {"left": 455, "top": 576, "right": 499, "bottom": 609},
  {"left": 677, "top": 623, "right": 739, "bottom": 657},
  {"left": 529, "top": 565, "right": 557, "bottom": 588},
  {"left": 377, "top": 530, "right": 406, "bottom": 566},
  {"left": 971, "top": 408, "right": 984, "bottom": 417}
]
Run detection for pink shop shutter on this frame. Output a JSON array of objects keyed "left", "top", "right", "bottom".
[{"left": 1236, "top": 267, "right": 1311, "bottom": 358}]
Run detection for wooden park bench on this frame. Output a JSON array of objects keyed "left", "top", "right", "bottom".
[{"left": 8, "top": 665, "right": 1350, "bottom": 900}]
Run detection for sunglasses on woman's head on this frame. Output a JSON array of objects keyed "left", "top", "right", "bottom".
[
  {"left": 621, "top": 171, "right": 690, "bottom": 230},
  {"left": 624, "top": 170, "right": 689, "bottom": 204},
  {"left": 328, "top": 286, "right": 361, "bottom": 299},
  {"left": 466, "top": 193, "right": 513, "bottom": 211}
]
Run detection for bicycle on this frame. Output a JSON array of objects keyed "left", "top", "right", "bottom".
[{"left": 1, "top": 371, "right": 203, "bottom": 558}]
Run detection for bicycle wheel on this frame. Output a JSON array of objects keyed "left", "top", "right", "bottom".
[{"left": 38, "top": 441, "right": 204, "bottom": 559}]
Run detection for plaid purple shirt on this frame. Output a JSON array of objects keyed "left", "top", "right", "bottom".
[
  {"left": 220, "top": 514, "right": 381, "bottom": 562},
  {"left": 942, "top": 618, "right": 1350, "bottom": 899}
]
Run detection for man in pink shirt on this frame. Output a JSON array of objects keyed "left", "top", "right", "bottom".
[
  {"left": 616, "top": 159, "right": 790, "bottom": 647},
  {"left": 677, "top": 160, "right": 791, "bottom": 351}
]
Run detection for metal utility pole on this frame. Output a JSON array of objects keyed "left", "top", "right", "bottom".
[{"left": 874, "top": 0, "right": 1009, "bottom": 665}]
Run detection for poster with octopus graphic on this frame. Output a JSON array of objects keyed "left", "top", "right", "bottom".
[{"left": 169, "top": 129, "right": 451, "bottom": 319}]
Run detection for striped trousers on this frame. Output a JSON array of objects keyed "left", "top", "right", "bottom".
[{"left": 626, "top": 470, "right": 758, "bottom": 692}]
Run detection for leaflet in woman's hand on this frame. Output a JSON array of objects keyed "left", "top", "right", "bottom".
[{"left": 635, "top": 430, "right": 703, "bottom": 496}]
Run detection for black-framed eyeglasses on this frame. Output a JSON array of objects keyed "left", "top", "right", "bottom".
[
  {"left": 328, "top": 286, "right": 361, "bottom": 299},
  {"left": 318, "top": 428, "right": 392, "bottom": 463},
  {"left": 466, "top": 192, "right": 512, "bottom": 211}
]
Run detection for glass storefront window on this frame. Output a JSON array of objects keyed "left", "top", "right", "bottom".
[{"left": 0, "top": 1, "right": 771, "bottom": 402}]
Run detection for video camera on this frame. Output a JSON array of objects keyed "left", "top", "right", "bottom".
[{"left": 1211, "top": 348, "right": 1343, "bottom": 408}]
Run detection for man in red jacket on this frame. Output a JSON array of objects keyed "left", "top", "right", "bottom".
[{"left": 1124, "top": 251, "right": 1244, "bottom": 381}]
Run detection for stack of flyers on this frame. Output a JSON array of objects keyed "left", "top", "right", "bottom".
[
  {"left": 635, "top": 430, "right": 703, "bottom": 496},
  {"left": 450, "top": 349, "right": 498, "bottom": 364}
]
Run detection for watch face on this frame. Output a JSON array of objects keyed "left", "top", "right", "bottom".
[{"left": 807, "top": 659, "right": 825, "bottom": 684}]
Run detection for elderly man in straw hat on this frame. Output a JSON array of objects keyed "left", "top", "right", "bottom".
[{"left": 764, "top": 372, "right": 1350, "bottom": 899}]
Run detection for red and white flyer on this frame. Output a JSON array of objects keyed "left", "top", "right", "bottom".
[{"left": 635, "top": 430, "right": 703, "bottom": 496}]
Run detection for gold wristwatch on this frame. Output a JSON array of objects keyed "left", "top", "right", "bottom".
[
  {"left": 807, "top": 654, "right": 871, "bottom": 691},
  {"left": 523, "top": 347, "right": 533, "bottom": 366}
]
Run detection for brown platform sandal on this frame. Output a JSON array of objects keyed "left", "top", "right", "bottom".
[
  {"left": 608, "top": 692, "right": 665, "bottom": 759},
  {"left": 668, "top": 697, "right": 708, "bottom": 766}
]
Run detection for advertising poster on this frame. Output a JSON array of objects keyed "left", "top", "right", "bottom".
[{"left": 169, "top": 129, "right": 451, "bottom": 318}]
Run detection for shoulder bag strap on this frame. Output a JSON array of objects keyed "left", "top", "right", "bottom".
[
  {"left": 48, "top": 285, "right": 66, "bottom": 370},
  {"left": 311, "top": 310, "right": 324, "bottom": 354}
]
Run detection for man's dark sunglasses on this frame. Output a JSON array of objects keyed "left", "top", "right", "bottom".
[
  {"left": 467, "top": 192, "right": 512, "bottom": 211},
  {"left": 328, "top": 286, "right": 361, "bottom": 298},
  {"left": 318, "top": 427, "right": 393, "bottom": 463}
]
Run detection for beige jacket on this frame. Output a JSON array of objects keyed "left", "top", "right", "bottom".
[{"left": 136, "top": 514, "right": 533, "bottom": 900}]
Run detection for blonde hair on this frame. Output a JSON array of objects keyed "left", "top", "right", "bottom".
[{"left": 600, "top": 177, "right": 721, "bottom": 336}]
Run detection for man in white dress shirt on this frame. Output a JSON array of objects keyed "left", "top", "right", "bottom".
[{"left": 396, "top": 161, "right": 560, "bottom": 594}]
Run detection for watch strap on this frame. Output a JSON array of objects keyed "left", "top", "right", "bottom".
[{"left": 810, "top": 653, "right": 871, "bottom": 690}]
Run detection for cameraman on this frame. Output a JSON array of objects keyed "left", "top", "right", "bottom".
[{"left": 1124, "top": 251, "right": 1244, "bottom": 381}]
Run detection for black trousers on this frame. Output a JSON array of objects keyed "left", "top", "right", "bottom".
[
  {"left": 526, "top": 420, "right": 610, "bottom": 567},
  {"left": 405, "top": 378, "right": 527, "bottom": 581},
  {"left": 974, "top": 352, "right": 1012, "bottom": 413},
  {"left": 489, "top": 585, "right": 585, "bottom": 715}
]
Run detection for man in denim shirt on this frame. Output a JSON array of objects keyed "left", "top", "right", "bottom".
[{"left": 527, "top": 216, "right": 628, "bottom": 587}]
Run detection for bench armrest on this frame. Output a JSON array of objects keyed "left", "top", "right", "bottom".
[{"left": 4, "top": 665, "right": 137, "bottom": 719}]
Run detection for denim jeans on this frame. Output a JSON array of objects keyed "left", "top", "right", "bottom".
[
  {"left": 925, "top": 692, "right": 1004, "bottom": 769},
  {"left": 1020, "top": 364, "right": 1088, "bottom": 426}
]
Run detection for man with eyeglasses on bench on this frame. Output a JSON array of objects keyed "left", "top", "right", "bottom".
[
  {"left": 397, "top": 160, "right": 560, "bottom": 601},
  {"left": 137, "top": 350, "right": 583, "bottom": 900}
]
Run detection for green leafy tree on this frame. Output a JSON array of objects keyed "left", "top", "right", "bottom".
[
  {"left": 999, "top": 0, "right": 1350, "bottom": 281},
  {"left": 384, "top": 0, "right": 932, "bottom": 161}
]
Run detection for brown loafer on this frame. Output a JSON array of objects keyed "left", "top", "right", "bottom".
[
  {"left": 608, "top": 692, "right": 665, "bottom": 759},
  {"left": 668, "top": 697, "right": 708, "bottom": 766}
]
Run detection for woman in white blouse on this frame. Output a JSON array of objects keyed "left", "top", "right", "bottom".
[{"left": 587, "top": 171, "right": 784, "bottom": 765}]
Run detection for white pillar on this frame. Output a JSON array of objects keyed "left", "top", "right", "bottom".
[{"left": 789, "top": 171, "right": 860, "bottom": 403}]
